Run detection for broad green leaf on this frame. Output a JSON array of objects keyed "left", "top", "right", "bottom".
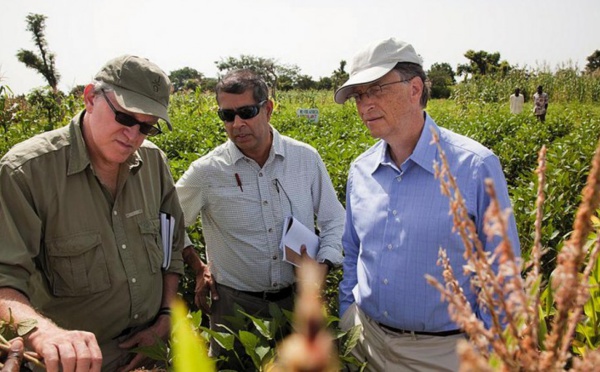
[
  {"left": 130, "top": 339, "right": 168, "bottom": 364},
  {"left": 239, "top": 311, "right": 273, "bottom": 340},
  {"left": 340, "top": 324, "right": 362, "bottom": 357}
]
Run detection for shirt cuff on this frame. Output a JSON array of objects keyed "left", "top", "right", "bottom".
[{"left": 316, "top": 246, "right": 343, "bottom": 268}]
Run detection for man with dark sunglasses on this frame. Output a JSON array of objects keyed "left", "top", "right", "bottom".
[
  {"left": 176, "top": 69, "right": 344, "bottom": 367},
  {"left": 0, "top": 55, "right": 185, "bottom": 371}
]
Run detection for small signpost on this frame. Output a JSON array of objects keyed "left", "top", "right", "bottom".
[{"left": 296, "top": 108, "right": 319, "bottom": 123}]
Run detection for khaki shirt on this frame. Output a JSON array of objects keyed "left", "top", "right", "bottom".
[{"left": 0, "top": 111, "right": 184, "bottom": 346}]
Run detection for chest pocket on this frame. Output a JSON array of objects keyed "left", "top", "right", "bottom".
[
  {"left": 139, "top": 219, "right": 163, "bottom": 274},
  {"left": 44, "top": 232, "right": 111, "bottom": 297}
]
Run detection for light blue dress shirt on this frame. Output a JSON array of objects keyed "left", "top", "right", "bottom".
[{"left": 339, "top": 113, "right": 520, "bottom": 332}]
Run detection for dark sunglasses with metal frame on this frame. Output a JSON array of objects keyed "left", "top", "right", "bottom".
[
  {"left": 100, "top": 90, "right": 162, "bottom": 136},
  {"left": 217, "top": 100, "right": 267, "bottom": 122}
]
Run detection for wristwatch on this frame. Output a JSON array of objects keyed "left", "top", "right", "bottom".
[{"left": 320, "top": 259, "right": 335, "bottom": 270}]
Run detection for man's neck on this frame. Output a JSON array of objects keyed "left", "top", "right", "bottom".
[
  {"left": 82, "top": 112, "right": 121, "bottom": 197},
  {"left": 386, "top": 112, "right": 425, "bottom": 167}
]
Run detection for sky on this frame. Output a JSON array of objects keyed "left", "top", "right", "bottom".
[{"left": 1, "top": 0, "right": 599, "bottom": 95}]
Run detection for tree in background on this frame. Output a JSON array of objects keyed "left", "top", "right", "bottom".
[
  {"left": 427, "top": 62, "right": 456, "bottom": 99},
  {"left": 330, "top": 60, "right": 349, "bottom": 90},
  {"left": 294, "top": 74, "right": 317, "bottom": 90},
  {"left": 316, "top": 77, "right": 333, "bottom": 90},
  {"left": 457, "top": 50, "right": 511, "bottom": 80},
  {"left": 16, "top": 13, "right": 64, "bottom": 130},
  {"left": 16, "top": 13, "right": 60, "bottom": 94},
  {"left": 585, "top": 50, "right": 600, "bottom": 75},
  {"left": 169, "top": 67, "right": 204, "bottom": 92},
  {"left": 215, "top": 55, "right": 301, "bottom": 99}
]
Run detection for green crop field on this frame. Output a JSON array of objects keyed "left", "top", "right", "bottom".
[{"left": 3, "top": 79, "right": 600, "bottom": 369}]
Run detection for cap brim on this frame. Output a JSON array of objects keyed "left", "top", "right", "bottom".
[
  {"left": 334, "top": 62, "right": 397, "bottom": 104},
  {"left": 112, "top": 87, "right": 173, "bottom": 131}
]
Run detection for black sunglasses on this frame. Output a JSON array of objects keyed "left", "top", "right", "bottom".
[
  {"left": 217, "top": 100, "right": 267, "bottom": 122},
  {"left": 100, "top": 90, "right": 162, "bottom": 136}
]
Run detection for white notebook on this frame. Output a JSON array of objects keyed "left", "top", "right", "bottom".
[{"left": 279, "top": 216, "right": 320, "bottom": 267}]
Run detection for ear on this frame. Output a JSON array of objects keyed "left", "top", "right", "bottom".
[
  {"left": 83, "top": 84, "right": 97, "bottom": 112},
  {"left": 264, "top": 99, "right": 274, "bottom": 121},
  {"left": 409, "top": 78, "right": 423, "bottom": 104}
]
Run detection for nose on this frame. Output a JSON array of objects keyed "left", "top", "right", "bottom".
[
  {"left": 357, "top": 97, "right": 374, "bottom": 114},
  {"left": 232, "top": 114, "right": 246, "bottom": 128},
  {"left": 123, "top": 124, "right": 144, "bottom": 140}
]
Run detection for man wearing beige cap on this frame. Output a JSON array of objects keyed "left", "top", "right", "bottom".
[
  {"left": 336, "top": 38, "right": 520, "bottom": 371},
  {"left": 0, "top": 55, "right": 185, "bottom": 371}
]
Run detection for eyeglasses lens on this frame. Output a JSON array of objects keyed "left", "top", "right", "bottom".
[
  {"left": 218, "top": 102, "right": 264, "bottom": 122},
  {"left": 102, "top": 90, "right": 161, "bottom": 136}
]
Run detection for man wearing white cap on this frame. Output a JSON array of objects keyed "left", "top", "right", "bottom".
[
  {"left": 336, "top": 38, "right": 520, "bottom": 371},
  {"left": 0, "top": 55, "right": 185, "bottom": 371}
]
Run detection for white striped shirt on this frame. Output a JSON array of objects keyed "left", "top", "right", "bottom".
[{"left": 176, "top": 128, "right": 345, "bottom": 292}]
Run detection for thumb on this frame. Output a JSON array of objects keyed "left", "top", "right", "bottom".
[{"left": 118, "top": 334, "right": 139, "bottom": 349}]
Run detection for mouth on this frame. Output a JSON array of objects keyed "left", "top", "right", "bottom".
[
  {"left": 235, "top": 133, "right": 251, "bottom": 141},
  {"left": 363, "top": 116, "right": 382, "bottom": 125},
  {"left": 116, "top": 139, "right": 133, "bottom": 150}
]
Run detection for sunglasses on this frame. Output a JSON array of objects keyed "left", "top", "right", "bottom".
[
  {"left": 101, "top": 90, "right": 162, "bottom": 136},
  {"left": 217, "top": 100, "right": 267, "bottom": 122}
]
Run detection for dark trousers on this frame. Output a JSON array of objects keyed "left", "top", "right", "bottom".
[{"left": 209, "top": 282, "right": 295, "bottom": 368}]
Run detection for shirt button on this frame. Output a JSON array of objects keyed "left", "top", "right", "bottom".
[
  {"left": 259, "top": 172, "right": 263, "bottom": 177},
  {"left": 121, "top": 244, "right": 127, "bottom": 249},
  {"left": 268, "top": 228, "right": 273, "bottom": 233},
  {"left": 384, "top": 278, "right": 389, "bottom": 285},
  {"left": 272, "top": 283, "right": 278, "bottom": 287},
  {"left": 392, "top": 210, "right": 397, "bottom": 216},
  {"left": 131, "top": 278, "right": 137, "bottom": 283},
  {"left": 387, "top": 244, "right": 393, "bottom": 250},
  {"left": 133, "top": 314, "right": 139, "bottom": 319},
  {"left": 263, "top": 200, "right": 268, "bottom": 205},
  {"left": 396, "top": 177, "right": 402, "bottom": 182},
  {"left": 113, "top": 211, "right": 118, "bottom": 215},
  {"left": 272, "top": 255, "right": 277, "bottom": 260},
  {"left": 383, "top": 311, "right": 389, "bottom": 317}
]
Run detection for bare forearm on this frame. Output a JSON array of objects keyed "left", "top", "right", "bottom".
[
  {"left": 0, "top": 287, "right": 102, "bottom": 370},
  {"left": 0, "top": 288, "right": 58, "bottom": 336},
  {"left": 161, "top": 273, "right": 181, "bottom": 308},
  {"left": 182, "top": 245, "right": 206, "bottom": 274}
]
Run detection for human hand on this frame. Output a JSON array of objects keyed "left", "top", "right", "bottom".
[
  {"left": 300, "top": 245, "right": 329, "bottom": 281},
  {"left": 116, "top": 315, "right": 170, "bottom": 372},
  {"left": 1, "top": 337, "right": 23, "bottom": 372},
  {"left": 26, "top": 326, "right": 102, "bottom": 372},
  {"left": 194, "top": 265, "right": 218, "bottom": 314}
]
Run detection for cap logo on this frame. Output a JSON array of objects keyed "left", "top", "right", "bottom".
[{"left": 152, "top": 76, "right": 161, "bottom": 93}]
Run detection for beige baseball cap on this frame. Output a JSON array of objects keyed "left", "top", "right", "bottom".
[
  {"left": 94, "top": 55, "right": 173, "bottom": 130},
  {"left": 334, "top": 38, "right": 423, "bottom": 104}
]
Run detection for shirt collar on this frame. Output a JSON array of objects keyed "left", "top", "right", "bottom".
[
  {"left": 226, "top": 125, "right": 284, "bottom": 164},
  {"left": 374, "top": 112, "right": 439, "bottom": 175},
  {"left": 67, "top": 110, "right": 143, "bottom": 176},
  {"left": 67, "top": 111, "right": 91, "bottom": 176},
  {"left": 409, "top": 113, "right": 439, "bottom": 175}
]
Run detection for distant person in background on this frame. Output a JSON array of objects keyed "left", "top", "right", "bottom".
[
  {"left": 509, "top": 87, "right": 525, "bottom": 114},
  {"left": 533, "top": 85, "right": 549, "bottom": 122},
  {"left": 0, "top": 55, "right": 185, "bottom": 372},
  {"left": 334, "top": 37, "right": 520, "bottom": 371}
]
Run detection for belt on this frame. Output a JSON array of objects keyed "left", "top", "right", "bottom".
[
  {"left": 239, "top": 285, "right": 295, "bottom": 302},
  {"left": 378, "top": 323, "right": 463, "bottom": 337}
]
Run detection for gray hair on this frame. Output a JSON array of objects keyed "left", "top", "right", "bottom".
[
  {"left": 215, "top": 69, "right": 269, "bottom": 104},
  {"left": 393, "top": 62, "right": 429, "bottom": 108},
  {"left": 92, "top": 80, "right": 114, "bottom": 94}
]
